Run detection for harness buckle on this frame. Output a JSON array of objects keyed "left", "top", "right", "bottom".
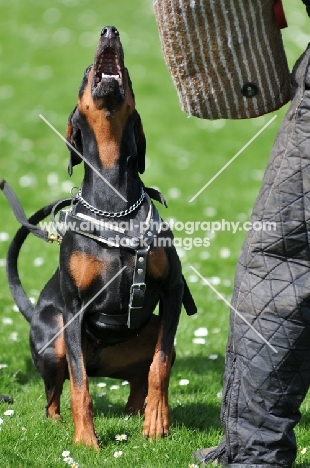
[
  {"left": 127, "top": 283, "right": 146, "bottom": 329},
  {"left": 129, "top": 283, "right": 146, "bottom": 308}
]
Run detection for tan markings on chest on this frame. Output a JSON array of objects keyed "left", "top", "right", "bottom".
[
  {"left": 147, "top": 248, "right": 168, "bottom": 279},
  {"left": 69, "top": 252, "right": 106, "bottom": 289}
]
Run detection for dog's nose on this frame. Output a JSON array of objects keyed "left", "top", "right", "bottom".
[{"left": 101, "top": 26, "right": 119, "bottom": 39}]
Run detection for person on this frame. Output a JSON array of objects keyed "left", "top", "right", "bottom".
[{"left": 193, "top": 25, "right": 310, "bottom": 468}]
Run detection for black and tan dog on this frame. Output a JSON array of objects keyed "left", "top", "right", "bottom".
[{"left": 6, "top": 26, "right": 196, "bottom": 449}]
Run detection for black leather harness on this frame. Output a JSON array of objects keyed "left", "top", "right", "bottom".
[{"left": 58, "top": 192, "right": 164, "bottom": 329}]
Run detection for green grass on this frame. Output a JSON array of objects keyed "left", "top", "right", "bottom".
[{"left": 0, "top": 0, "right": 310, "bottom": 466}]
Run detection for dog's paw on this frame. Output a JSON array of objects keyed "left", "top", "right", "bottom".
[
  {"left": 46, "top": 405, "right": 61, "bottom": 420},
  {"left": 142, "top": 399, "right": 169, "bottom": 439},
  {"left": 73, "top": 430, "right": 99, "bottom": 450},
  {"left": 49, "top": 413, "right": 61, "bottom": 421}
]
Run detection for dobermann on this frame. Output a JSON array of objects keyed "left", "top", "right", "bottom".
[{"left": 6, "top": 26, "right": 196, "bottom": 449}]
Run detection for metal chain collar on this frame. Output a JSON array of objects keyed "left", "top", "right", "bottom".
[{"left": 76, "top": 188, "right": 146, "bottom": 218}]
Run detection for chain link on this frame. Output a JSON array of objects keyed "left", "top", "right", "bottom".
[{"left": 76, "top": 188, "right": 146, "bottom": 218}]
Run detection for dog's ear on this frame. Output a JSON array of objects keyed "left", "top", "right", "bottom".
[
  {"left": 134, "top": 111, "right": 146, "bottom": 174},
  {"left": 66, "top": 105, "right": 83, "bottom": 176}
]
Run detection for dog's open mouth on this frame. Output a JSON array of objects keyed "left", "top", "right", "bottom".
[
  {"left": 93, "top": 46, "right": 123, "bottom": 96},
  {"left": 95, "top": 47, "right": 122, "bottom": 86},
  {"left": 88, "top": 26, "right": 126, "bottom": 109}
]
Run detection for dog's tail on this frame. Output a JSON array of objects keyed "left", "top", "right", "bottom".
[
  {"left": 6, "top": 201, "right": 59, "bottom": 322},
  {"left": 182, "top": 275, "right": 197, "bottom": 316}
]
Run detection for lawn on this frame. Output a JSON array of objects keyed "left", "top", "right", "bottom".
[{"left": 0, "top": 0, "right": 310, "bottom": 467}]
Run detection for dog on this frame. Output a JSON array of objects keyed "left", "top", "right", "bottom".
[{"left": 6, "top": 25, "right": 196, "bottom": 449}]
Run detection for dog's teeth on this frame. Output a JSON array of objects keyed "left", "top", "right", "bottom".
[{"left": 101, "top": 73, "right": 119, "bottom": 79}]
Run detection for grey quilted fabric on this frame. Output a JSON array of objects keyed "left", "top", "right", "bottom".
[{"left": 210, "top": 45, "right": 310, "bottom": 467}]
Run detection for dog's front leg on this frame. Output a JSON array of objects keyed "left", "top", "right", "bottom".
[
  {"left": 64, "top": 316, "right": 99, "bottom": 449},
  {"left": 143, "top": 283, "right": 183, "bottom": 439}
]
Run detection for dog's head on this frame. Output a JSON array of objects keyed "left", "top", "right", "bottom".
[{"left": 66, "top": 26, "right": 146, "bottom": 176}]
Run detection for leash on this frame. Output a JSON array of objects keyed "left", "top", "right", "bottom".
[{"left": 0, "top": 178, "right": 69, "bottom": 243}]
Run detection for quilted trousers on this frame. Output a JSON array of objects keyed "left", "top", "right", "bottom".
[{"left": 208, "top": 46, "right": 310, "bottom": 467}]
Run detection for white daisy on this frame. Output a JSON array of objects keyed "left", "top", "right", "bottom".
[
  {"left": 97, "top": 382, "right": 106, "bottom": 388},
  {"left": 194, "top": 327, "right": 208, "bottom": 337},
  {"left": 0, "top": 232, "right": 9, "bottom": 241},
  {"left": 208, "top": 354, "right": 218, "bottom": 360},
  {"left": 113, "top": 450, "right": 123, "bottom": 458},
  {"left": 192, "top": 337, "right": 206, "bottom": 345},
  {"left": 179, "top": 379, "right": 189, "bottom": 386},
  {"left": 9, "top": 332, "right": 18, "bottom": 341},
  {"left": 2, "top": 318, "right": 13, "bottom": 325}
]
